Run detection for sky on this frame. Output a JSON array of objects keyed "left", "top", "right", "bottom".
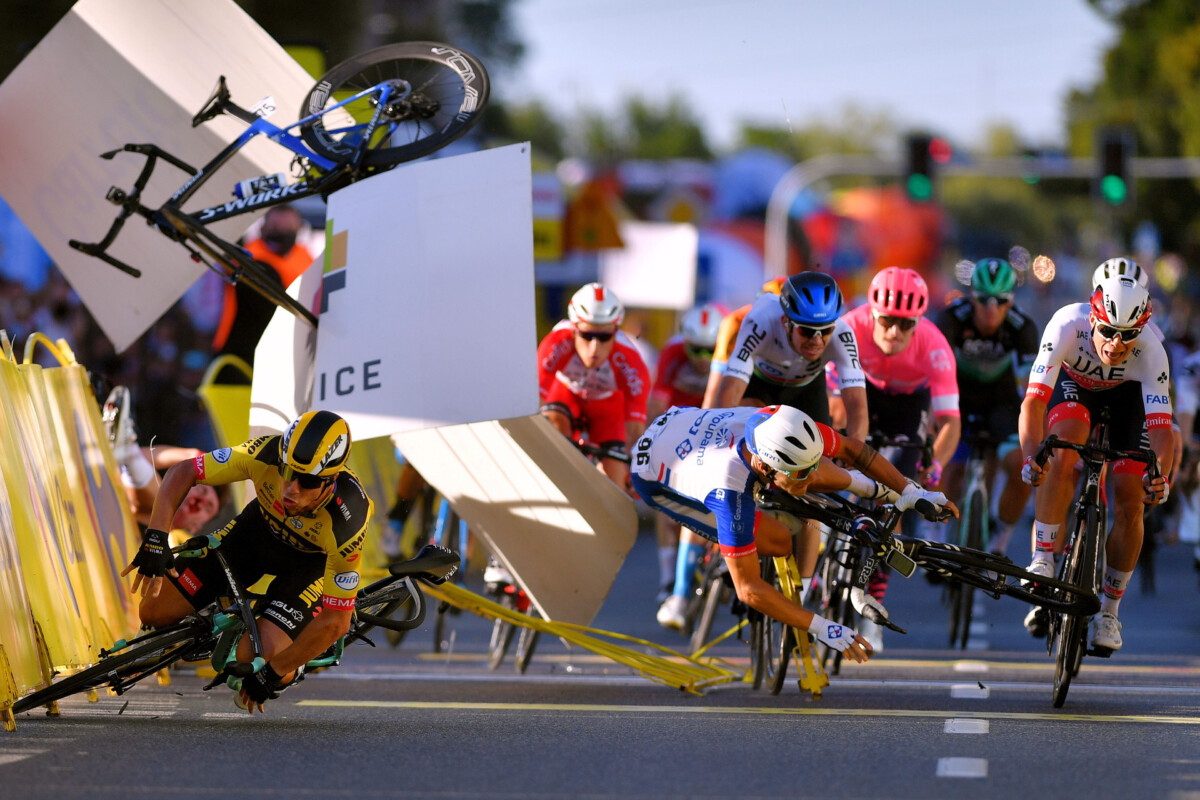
[{"left": 507, "top": 0, "right": 1116, "bottom": 154}]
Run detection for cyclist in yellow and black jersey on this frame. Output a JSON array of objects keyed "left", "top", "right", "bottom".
[{"left": 124, "top": 409, "right": 373, "bottom": 713}]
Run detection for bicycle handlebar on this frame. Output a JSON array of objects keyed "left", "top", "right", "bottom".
[
  {"left": 1034, "top": 434, "right": 1161, "bottom": 482},
  {"left": 575, "top": 440, "right": 631, "bottom": 464}
]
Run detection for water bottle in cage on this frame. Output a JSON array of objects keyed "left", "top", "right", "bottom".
[{"left": 233, "top": 173, "right": 287, "bottom": 200}]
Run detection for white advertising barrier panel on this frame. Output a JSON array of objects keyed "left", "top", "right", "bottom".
[
  {"left": 395, "top": 414, "right": 637, "bottom": 626},
  {"left": 313, "top": 142, "right": 538, "bottom": 442},
  {"left": 0, "top": 0, "right": 315, "bottom": 352},
  {"left": 599, "top": 221, "right": 698, "bottom": 310}
]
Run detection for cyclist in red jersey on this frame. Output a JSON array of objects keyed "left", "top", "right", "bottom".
[
  {"left": 537, "top": 282, "right": 651, "bottom": 493},
  {"left": 647, "top": 302, "right": 726, "bottom": 604}
]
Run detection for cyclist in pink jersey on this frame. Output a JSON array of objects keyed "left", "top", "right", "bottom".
[
  {"left": 839, "top": 266, "right": 960, "bottom": 651},
  {"left": 537, "top": 282, "right": 651, "bottom": 493}
]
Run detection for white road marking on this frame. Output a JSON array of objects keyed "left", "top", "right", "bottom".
[
  {"left": 937, "top": 757, "right": 988, "bottom": 778},
  {"left": 969, "top": 621, "right": 990, "bottom": 636},
  {"left": 944, "top": 718, "right": 989, "bottom": 734},
  {"left": 952, "top": 661, "right": 989, "bottom": 673},
  {"left": 0, "top": 749, "right": 46, "bottom": 766},
  {"left": 950, "top": 683, "right": 990, "bottom": 699}
]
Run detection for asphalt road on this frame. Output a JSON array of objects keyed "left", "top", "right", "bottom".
[{"left": 8, "top": 521, "right": 1200, "bottom": 799}]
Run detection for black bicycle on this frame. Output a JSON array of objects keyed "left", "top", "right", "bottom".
[
  {"left": 945, "top": 420, "right": 999, "bottom": 650},
  {"left": 70, "top": 42, "right": 489, "bottom": 326},
  {"left": 1031, "top": 418, "right": 1160, "bottom": 707},
  {"left": 12, "top": 538, "right": 458, "bottom": 716}
]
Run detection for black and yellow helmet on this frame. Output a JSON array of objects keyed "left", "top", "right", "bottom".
[{"left": 279, "top": 410, "right": 351, "bottom": 480}]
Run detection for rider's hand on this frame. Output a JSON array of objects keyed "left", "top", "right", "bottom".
[
  {"left": 1143, "top": 472, "right": 1170, "bottom": 505},
  {"left": 120, "top": 528, "right": 177, "bottom": 597},
  {"left": 1021, "top": 456, "right": 1045, "bottom": 487},
  {"left": 895, "top": 481, "right": 957, "bottom": 519},
  {"left": 238, "top": 663, "right": 286, "bottom": 714},
  {"left": 808, "top": 613, "right": 871, "bottom": 663},
  {"left": 917, "top": 458, "right": 943, "bottom": 488}
]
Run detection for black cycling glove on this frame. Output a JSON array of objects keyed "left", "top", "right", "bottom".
[
  {"left": 131, "top": 528, "right": 173, "bottom": 578},
  {"left": 240, "top": 663, "right": 286, "bottom": 705}
]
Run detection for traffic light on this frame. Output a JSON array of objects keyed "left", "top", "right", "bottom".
[
  {"left": 1096, "top": 127, "right": 1135, "bottom": 207},
  {"left": 904, "top": 134, "right": 949, "bottom": 202}
]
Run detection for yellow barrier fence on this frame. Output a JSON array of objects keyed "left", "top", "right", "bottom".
[{"left": 0, "top": 332, "right": 141, "bottom": 730}]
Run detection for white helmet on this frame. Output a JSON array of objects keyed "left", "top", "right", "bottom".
[
  {"left": 1092, "top": 257, "right": 1148, "bottom": 290},
  {"left": 1090, "top": 275, "right": 1152, "bottom": 329},
  {"left": 681, "top": 303, "right": 725, "bottom": 349},
  {"left": 568, "top": 282, "right": 624, "bottom": 326},
  {"left": 744, "top": 405, "right": 824, "bottom": 474}
]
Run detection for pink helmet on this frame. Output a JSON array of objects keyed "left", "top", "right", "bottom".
[{"left": 868, "top": 267, "right": 928, "bottom": 318}]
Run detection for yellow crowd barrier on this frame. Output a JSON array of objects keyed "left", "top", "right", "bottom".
[{"left": 0, "top": 331, "right": 141, "bottom": 731}]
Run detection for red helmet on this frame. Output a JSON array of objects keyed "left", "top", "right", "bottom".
[{"left": 868, "top": 267, "right": 928, "bottom": 318}]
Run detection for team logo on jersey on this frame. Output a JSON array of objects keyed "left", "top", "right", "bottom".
[
  {"left": 675, "top": 440, "right": 693, "bottom": 459},
  {"left": 715, "top": 489, "right": 725, "bottom": 500},
  {"left": 1157, "top": 371, "right": 1168, "bottom": 383},
  {"left": 931, "top": 349, "right": 952, "bottom": 372},
  {"left": 213, "top": 447, "right": 232, "bottom": 463},
  {"left": 1042, "top": 342, "right": 1053, "bottom": 351},
  {"left": 333, "top": 571, "right": 360, "bottom": 591}
]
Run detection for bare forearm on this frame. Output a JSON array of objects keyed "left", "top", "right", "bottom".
[
  {"left": 713, "top": 375, "right": 749, "bottom": 409},
  {"left": 269, "top": 610, "right": 351, "bottom": 676},
  {"left": 147, "top": 462, "right": 199, "bottom": 531},
  {"left": 932, "top": 415, "right": 961, "bottom": 467},
  {"left": 841, "top": 387, "right": 868, "bottom": 442}
]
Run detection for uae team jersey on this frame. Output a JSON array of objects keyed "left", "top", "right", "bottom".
[
  {"left": 632, "top": 406, "right": 840, "bottom": 556},
  {"left": 191, "top": 436, "right": 374, "bottom": 608},
  {"left": 1026, "top": 303, "right": 1172, "bottom": 428},
  {"left": 722, "top": 292, "right": 866, "bottom": 390}
]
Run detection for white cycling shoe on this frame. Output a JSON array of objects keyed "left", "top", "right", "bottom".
[
  {"left": 1022, "top": 558, "right": 1055, "bottom": 586},
  {"left": 1090, "top": 611, "right": 1123, "bottom": 654},
  {"left": 656, "top": 594, "right": 688, "bottom": 631}
]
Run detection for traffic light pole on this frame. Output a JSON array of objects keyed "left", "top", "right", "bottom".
[{"left": 763, "top": 155, "right": 1200, "bottom": 278}]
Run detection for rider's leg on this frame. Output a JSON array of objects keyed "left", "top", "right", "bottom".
[
  {"left": 1029, "top": 412, "right": 1089, "bottom": 568},
  {"left": 655, "top": 516, "right": 681, "bottom": 602},
  {"left": 1102, "top": 470, "right": 1145, "bottom": 617},
  {"left": 671, "top": 528, "right": 708, "bottom": 599},
  {"left": 541, "top": 405, "right": 574, "bottom": 438},
  {"left": 138, "top": 579, "right": 196, "bottom": 628},
  {"left": 794, "top": 518, "right": 821, "bottom": 599}
]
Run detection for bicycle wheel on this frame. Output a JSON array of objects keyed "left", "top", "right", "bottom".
[
  {"left": 1052, "top": 507, "right": 1097, "bottom": 707},
  {"left": 770, "top": 626, "right": 796, "bottom": 696},
  {"left": 514, "top": 624, "right": 540, "bottom": 674},
  {"left": 749, "top": 558, "right": 783, "bottom": 691},
  {"left": 12, "top": 625, "right": 203, "bottom": 714},
  {"left": 688, "top": 567, "right": 728, "bottom": 655},
  {"left": 955, "top": 487, "right": 986, "bottom": 649},
  {"left": 300, "top": 42, "right": 490, "bottom": 169},
  {"left": 487, "top": 592, "right": 517, "bottom": 670}
]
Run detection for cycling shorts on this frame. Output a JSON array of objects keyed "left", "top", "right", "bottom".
[
  {"left": 743, "top": 374, "right": 832, "bottom": 426},
  {"left": 168, "top": 510, "right": 328, "bottom": 641},
  {"left": 951, "top": 405, "right": 1020, "bottom": 463},
  {"left": 1047, "top": 378, "right": 1149, "bottom": 454},
  {"left": 541, "top": 380, "right": 627, "bottom": 445}
]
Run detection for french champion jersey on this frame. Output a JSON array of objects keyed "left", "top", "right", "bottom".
[
  {"left": 1026, "top": 303, "right": 1173, "bottom": 428},
  {"left": 723, "top": 292, "right": 866, "bottom": 390},
  {"left": 632, "top": 406, "right": 839, "bottom": 555}
]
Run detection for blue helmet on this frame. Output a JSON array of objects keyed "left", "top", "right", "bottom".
[{"left": 780, "top": 272, "right": 844, "bottom": 325}]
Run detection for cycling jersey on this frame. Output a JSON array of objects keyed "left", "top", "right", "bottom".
[
  {"left": 723, "top": 292, "right": 866, "bottom": 390},
  {"left": 936, "top": 297, "right": 1039, "bottom": 399},
  {"left": 650, "top": 335, "right": 709, "bottom": 409},
  {"left": 841, "top": 304, "right": 960, "bottom": 418},
  {"left": 710, "top": 277, "right": 786, "bottom": 375},
  {"left": 1026, "top": 303, "right": 1172, "bottom": 429},
  {"left": 537, "top": 321, "right": 650, "bottom": 421},
  {"left": 631, "top": 406, "right": 840, "bottom": 557},
  {"left": 189, "top": 436, "right": 374, "bottom": 609}
]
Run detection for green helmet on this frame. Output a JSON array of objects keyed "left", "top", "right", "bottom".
[{"left": 971, "top": 258, "right": 1017, "bottom": 297}]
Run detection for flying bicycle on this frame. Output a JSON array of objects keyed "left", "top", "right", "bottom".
[{"left": 69, "top": 42, "right": 489, "bottom": 326}]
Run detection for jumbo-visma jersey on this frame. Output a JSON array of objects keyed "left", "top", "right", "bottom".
[{"left": 191, "top": 436, "right": 374, "bottom": 608}]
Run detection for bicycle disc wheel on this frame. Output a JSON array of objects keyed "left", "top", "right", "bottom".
[
  {"left": 300, "top": 42, "right": 490, "bottom": 169},
  {"left": 487, "top": 592, "right": 517, "bottom": 670},
  {"left": 12, "top": 625, "right": 202, "bottom": 714}
]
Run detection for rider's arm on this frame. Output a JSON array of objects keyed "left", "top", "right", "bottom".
[
  {"left": 1018, "top": 393, "right": 1048, "bottom": 462},
  {"left": 828, "top": 435, "right": 912, "bottom": 497},
  {"left": 840, "top": 386, "right": 867, "bottom": 441},
  {"left": 146, "top": 459, "right": 201, "bottom": 531},
  {"left": 264, "top": 605, "right": 353, "bottom": 679},
  {"left": 712, "top": 374, "right": 750, "bottom": 408},
  {"left": 930, "top": 412, "right": 961, "bottom": 471}
]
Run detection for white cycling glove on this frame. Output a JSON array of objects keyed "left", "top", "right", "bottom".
[
  {"left": 807, "top": 612, "right": 860, "bottom": 653},
  {"left": 851, "top": 587, "right": 890, "bottom": 625},
  {"left": 895, "top": 481, "right": 949, "bottom": 513}
]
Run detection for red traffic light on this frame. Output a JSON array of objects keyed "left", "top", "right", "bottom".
[{"left": 929, "top": 137, "right": 952, "bottom": 164}]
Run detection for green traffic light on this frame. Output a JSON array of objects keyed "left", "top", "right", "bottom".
[
  {"left": 1100, "top": 174, "right": 1127, "bottom": 205},
  {"left": 907, "top": 173, "right": 933, "bottom": 201}
]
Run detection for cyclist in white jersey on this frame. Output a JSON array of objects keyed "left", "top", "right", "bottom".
[
  {"left": 1019, "top": 275, "right": 1173, "bottom": 652},
  {"left": 633, "top": 404, "right": 956, "bottom": 656}
]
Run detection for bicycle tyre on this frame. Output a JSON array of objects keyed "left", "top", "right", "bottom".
[
  {"left": 750, "top": 558, "right": 783, "bottom": 691},
  {"left": 487, "top": 592, "right": 517, "bottom": 670},
  {"left": 748, "top": 609, "right": 769, "bottom": 690},
  {"left": 688, "top": 569, "right": 727, "bottom": 655},
  {"left": 300, "top": 42, "right": 490, "bottom": 169},
  {"left": 1052, "top": 505, "right": 1097, "bottom": 707},
  {"left": 514, "top": 625, "right": 540, "bottom": 674},
  {"left": 957, "top": 487, "right": 986, "bottom": 649},
  {"left": 770, "top": 626, "right": 795, "bottom": 696},
  {"left": 12, "top": 625, "right": 203, "bottom": 714}
]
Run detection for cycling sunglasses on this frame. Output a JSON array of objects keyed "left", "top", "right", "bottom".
[
  {"left": 971, "top": 291, "right": 1014, "bottom": 307},
  {"left": 774, "top": 461, "right": 820, "bottom": 481},
  {"left": 684, "top": 343, "right": 715, "bottom": 361},
  {"left": 874, "top": 313, "right": 918, "bottom": 332},
  {"left": 575, "top": 329, "right": 615, "bottom": 342},
  {"left": 292, "top": 472, "right": 333, "bottom": 490},
  {"left": 1095, "top": 323, "right": 1141, "bottom": 343},
  {"left": 787, "top": 321, "right": 836, "bottom": 339}
]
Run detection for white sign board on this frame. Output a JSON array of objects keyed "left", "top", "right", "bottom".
[
  {"left": 0, "top": 0, "right": 315, "bottom": 352},
  {"left": 598, "top": 221, "right": 698, "bottom": 310},
  {"left": 313, "top": 143, "right": 538, "bottom": 442}
]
